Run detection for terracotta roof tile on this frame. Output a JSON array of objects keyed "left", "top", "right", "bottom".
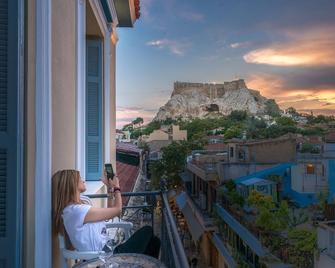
[
  {"left": 116, "top": 161, "right": 139, "bottom": 205},
  {"left": 116, "top": 142, "right": 142, "bottom": 154}
]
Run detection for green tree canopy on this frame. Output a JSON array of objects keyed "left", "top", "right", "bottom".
[
  {"left": 265, "top": 99, "right": 281, "bottom": 117},
  {"left": 228, "top": 110, "right": 248, "bottom": 121},
  {"left": 132, "top": 117, "right": 144, "bottom": 126}
]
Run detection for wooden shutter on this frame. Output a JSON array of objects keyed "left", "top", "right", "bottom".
[
  {"left": 0, "top": 0, "right": 22, "bottom": 267},
  {"left": 86, "top": 40, "right": 103, "bottom": 180}
]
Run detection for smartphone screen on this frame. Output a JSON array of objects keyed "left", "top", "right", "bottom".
[{"left": 104, "top": 163, "right": 114, "bottom": 179}]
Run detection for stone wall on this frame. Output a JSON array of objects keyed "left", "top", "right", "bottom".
[{"left": 172, "top": 79, "right": 247, "bottom": 98}]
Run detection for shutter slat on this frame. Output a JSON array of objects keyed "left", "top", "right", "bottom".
[
  {"left": 86, "top": 40, "right": 102, "bottom": 180},
  {"left": 0, "top": 149, "right": 6, "bottom": 237},
  {"left": 0, "top": 0, "right": 7, "bottom": 132}
]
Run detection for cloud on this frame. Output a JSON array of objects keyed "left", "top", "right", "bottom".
[
  {"left": 116, "top": 106, "right": 158, "bottom": 129},
  {"left": 179, "top": 11, "right": 204, "bottom": 22},
  {"left": 230, "top": 42, "right": 249, "bottom": 49},
  {"left": 246, "top": 72, "right": 335, "bottom": 114},
  {"left": 146, "top": 39, "right": 190, "bottom": 55},
  {"left": 243, "top": 26, "right": 335, "bottom": 66}
]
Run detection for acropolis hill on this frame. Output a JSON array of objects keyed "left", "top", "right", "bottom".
[{"left": 153, "top": 79, "right": 275, "bottom": 121}]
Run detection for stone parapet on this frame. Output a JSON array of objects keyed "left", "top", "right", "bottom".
[{"left": 172, "top": 79, "right": 247, "bottom": 98}]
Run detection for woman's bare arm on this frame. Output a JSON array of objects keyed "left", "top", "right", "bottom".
[
  {"left": 84, "top": 191, "right": 122, "bottom": 223},
  {"left": 84, "top": 175, "right": 122, "bottom": 223}
]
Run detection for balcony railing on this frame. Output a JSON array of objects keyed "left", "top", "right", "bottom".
[
  {"left": 87, "top": 190, "right": 189, "bottom": 268},
  {"left": 185, "top": 190, "right": 215, "bottom": 229}
]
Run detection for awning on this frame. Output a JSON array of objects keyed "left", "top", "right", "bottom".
[
  {"left": 176, "top": 192, "right": 187, "bottom": 210},
  {"left": 176, "top": 192, "right": 204, "bottom": 241},
  {"left": 181, "top": 203, "right": 204, "bottom": 242},
  {"left": 211, "top": 234, "right": 236, "bottom": 268}
]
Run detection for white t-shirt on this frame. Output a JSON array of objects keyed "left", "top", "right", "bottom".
[{"left": 62, "top": 204, "right": 109, "bottom": 251}]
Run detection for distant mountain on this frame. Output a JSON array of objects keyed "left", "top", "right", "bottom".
[{"left": 153, "top": 79, "right": 280, "bottom": 121}]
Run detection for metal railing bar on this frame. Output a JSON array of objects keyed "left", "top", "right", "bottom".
[
  {"left": 85, "top": 191, "right": 161, "bottom": 199},
  {"left": 122, "top": 205, "right": 153, "bottom": 210},
  {"left": 162, "top": 192, "right": 189, "bottom": 268},
  {"left": 163, "top": 209, "right": 181, "bottom": 268}
]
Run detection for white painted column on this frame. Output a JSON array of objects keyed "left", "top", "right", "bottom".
[
  {"left": 76, "top": 0, "right": 86, "bottom": 175},
  {"left": 35, "top": 0, "right": 52, "bottom": 266},
  {"left": 104, "top": 31, "right": 111, "bottom": 163}
]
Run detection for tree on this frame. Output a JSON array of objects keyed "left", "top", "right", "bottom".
[
  {"left": 286, "top": 107, "right": 299, "bottom": 117},
  {"left": 122, "top": 123, "right": 133, "bottom": 131},
  {"left": 219, "top": 180, "right": 244, "bottom": 208},
  {"left": 317, "top": 190, "right": 329, "bottom": 213},
  {"left": 149, "top": 160, "right": 165, "bottom": 189},
  {"left": 275, "top": 117, "right": 296, "bottom": 127},
  {"left": 288, "top": 229, "right": 317, "bottom": 252},
  {"left": 287, "top": 229, "right": 317, "bottom": 268},
  {"left": 149, "top": 141, "right": 189, "bottom": 189},
  {"left": 288, "top": 210, "right": 308, "bottom": 228},
  {"left": 228, "top": 110, "right": 247, "bottom": 121},
  {"left": 256, "top": 207, "right": 276, "bottom": 232},
  {"left": 275, "top": 201, "right": 289, "bottom": 230},
  {"left": 248, "top": 191, "right": 289, "bottom": 233},
  {"left": 300, "top": 143, "right": 320, "bottom": 154},
  {"left": 132, "top": 117, "right": 144, "bottom": 127},
  {"left": 142, "top": 121, "right": 161, "bottom": 135},
  {"left": 265, "top": 99, "right": 281, "bottom": 117},
  {"left": 248, "top": 190, "right": 274, "bottom": 210},
  {"left": 227, "top": 190, "right": 245, "bottom": 207},
  {"left": 224, "top": 126, "right": 242, "bottom": 139}
]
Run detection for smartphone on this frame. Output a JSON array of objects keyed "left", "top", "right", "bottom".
[{"left": 104, "top": 163, "right": 114, "bottom": 180}]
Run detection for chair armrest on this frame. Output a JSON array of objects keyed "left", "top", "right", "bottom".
[
  {"left": 62, "top": 249, "right": 103, "bottom": 260},
  {"left": 105, "top": 221, "right": 133, "bottom": 230},
  {"left": 106, "top": 220, "right": 133, "bottom": 240}
]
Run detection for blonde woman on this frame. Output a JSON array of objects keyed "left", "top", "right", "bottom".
[{"left": 52, "top": 169, "right": 160, "bottom": 257}]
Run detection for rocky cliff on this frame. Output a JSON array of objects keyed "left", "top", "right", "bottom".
[{"left": 153, "top": 79, "right": 273, "bottom": 121}]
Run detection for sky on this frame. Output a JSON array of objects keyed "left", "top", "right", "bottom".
[{"left": 115, "top": 0, "right": 335, "bottom": 129}]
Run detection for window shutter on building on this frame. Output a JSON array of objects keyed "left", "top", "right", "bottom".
[
  {"left": 86, "top": 40, "right": 103, "bottom": 180},
  {"left": 0, "top": 0, "right": 22, "bottom": 267}
]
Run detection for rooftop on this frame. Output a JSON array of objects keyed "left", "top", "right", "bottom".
[
  {"left": 116, "top": 161, "right": 139, "bottom": 204},
  {"left": 116, "top": 142, "right": 142, "bottom": 155}
]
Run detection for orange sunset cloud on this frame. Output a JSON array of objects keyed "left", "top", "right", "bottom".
[
  {"left": 247, "top": 74, "right": 335, "bottom": 114},
  {"left": 244, "top": 27, "right": 335, "bottom": 67}
]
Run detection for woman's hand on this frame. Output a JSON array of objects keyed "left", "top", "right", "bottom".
[
  {"left": 109, "top": 176, "right": 120, "bottom": 188},
  {"left": 102, "top": 175, "right": 120, "bottom": 189}
]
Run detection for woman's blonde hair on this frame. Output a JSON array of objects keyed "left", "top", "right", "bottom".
[{"left": 52, "top": 169, "right": 81, "bottom": 235}]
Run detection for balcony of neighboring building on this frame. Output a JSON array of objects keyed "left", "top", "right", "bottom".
[
  {"left": 175, "top": 191, "right": 216, "bottom": 238},
  {"left": 186, "top": 150, "right": 227, "bottom": 182},
  {"left": 214, "top": 204, "right": 291, "bottom": 268},
  {"left": 181, "top": 170, "right": 219, "bottom": 221}
]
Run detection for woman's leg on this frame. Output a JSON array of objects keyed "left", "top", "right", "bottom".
[
  {"left": 144, "top": 235, "right": 161, "bottom": 258},
  {"left": 113, "top": 226, "right": 154, "bottom": 255}
]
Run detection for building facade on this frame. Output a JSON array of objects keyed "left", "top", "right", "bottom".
[{"left": 0, "top": 0, "right": 139, "bottom": 267}]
